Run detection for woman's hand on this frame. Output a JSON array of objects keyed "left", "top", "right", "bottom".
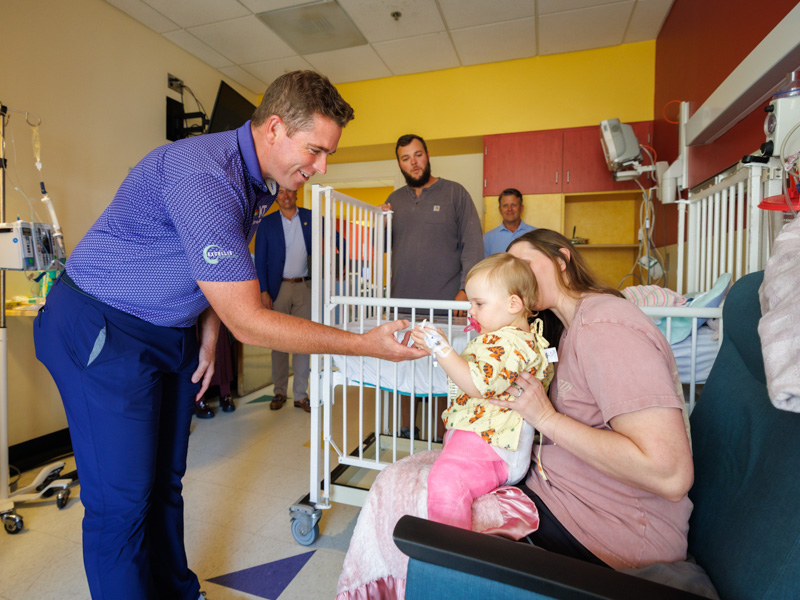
[{"left": 489, "top": 370, "right": 557, "bottom": 431}]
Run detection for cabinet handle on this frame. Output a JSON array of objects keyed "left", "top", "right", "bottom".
[
  {"left": 555, "top": 170, "right": 558, "bottom": 184},
  {"left": 566, "top": 170, "right": 570, "bottom": 184},
  {"left": 484, "top": 178, "right": 487, "bottom": 188}
]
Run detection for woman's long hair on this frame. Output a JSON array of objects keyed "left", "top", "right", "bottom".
[
  {"left": 508, "top": 229, "right": 624, "bottom": 299},
  {"left": 508, "top": 229, "right": 624, "bottom": 345}
]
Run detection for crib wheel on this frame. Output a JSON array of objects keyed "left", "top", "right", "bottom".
[
  {"left": 291, "top": 516, "right": 319, "bottom": 546},
  {"left": 3, "top": 512, "right": 24, "bottom": 534},
  {"left": 56, "top": 488, "right": 71, "bottom": 509}
]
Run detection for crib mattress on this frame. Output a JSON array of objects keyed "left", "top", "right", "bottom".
[{"left": 330, "top": 318, "right": 473, "bottom": 397}]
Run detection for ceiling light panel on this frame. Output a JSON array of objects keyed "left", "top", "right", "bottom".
[{"left": 257, "top": 0, "right": 368, "bottom": 55}]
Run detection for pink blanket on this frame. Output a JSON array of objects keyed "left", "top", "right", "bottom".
[{"left": 336, "top": 450, "right": 539, "bottom": 600}]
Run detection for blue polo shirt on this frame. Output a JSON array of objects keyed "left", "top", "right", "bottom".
[
  {"left": 483, "top": 221, "right": 536, "bottom": 257},
  {"left": 68, "top": 121, "right": 276, "bottom": 327}
]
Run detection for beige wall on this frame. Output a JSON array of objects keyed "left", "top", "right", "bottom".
[{"left": 1, "top": 0, "right": 257, "bottom": 445}]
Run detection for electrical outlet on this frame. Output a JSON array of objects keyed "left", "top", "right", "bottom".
[{"left": 167, "top": 74, "right": 183, "bottom": 93}]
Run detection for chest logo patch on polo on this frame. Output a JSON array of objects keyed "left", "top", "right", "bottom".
[
  {"left": 433, "top": 205, "right": 441, "bottom": 212},
  {"left": 203, "top": 245, "right": 238, "bottom": 265}
]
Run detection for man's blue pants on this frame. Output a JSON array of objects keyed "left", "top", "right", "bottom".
[{"left": 34, "top": 277, "right": 202, "bottom": 600}]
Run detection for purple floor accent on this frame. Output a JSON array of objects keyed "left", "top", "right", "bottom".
[{"left": 206, "top": 550, "right": 315, "bottom": 599}]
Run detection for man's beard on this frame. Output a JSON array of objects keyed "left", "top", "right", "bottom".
[{"left": 402, "top": 161, "right": 432, "bottom": 188}]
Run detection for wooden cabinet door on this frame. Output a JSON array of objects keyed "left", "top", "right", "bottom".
[
  {"left": 562, "top": 121, "right": 654, "bottom": 193},
  {"left": 483, "top": 130, "right": 563, "bottom": 196}
]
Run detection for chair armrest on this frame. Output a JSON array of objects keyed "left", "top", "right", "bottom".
[{"left": 393, "top": 515, "right": 706, "bottom": 600}]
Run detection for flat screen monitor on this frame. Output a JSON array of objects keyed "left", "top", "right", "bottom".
[{"left": 207, "top": 81, "right": 256, "bottom": 134}]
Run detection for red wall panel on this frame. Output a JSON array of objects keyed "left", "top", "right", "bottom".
[{"left": 652, "top": 0, "right": 797, "bottom": 244}]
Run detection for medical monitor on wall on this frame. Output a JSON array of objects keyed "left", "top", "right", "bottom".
[
  {"left": 207, "top": 81, "right": 257, "bottom": 134},
  {"left": 600, "top": 118, "right": 642, "bottom": 172}
]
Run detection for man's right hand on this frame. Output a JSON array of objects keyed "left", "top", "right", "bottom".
[
  {"left": 363, "top": 320, "right": 428, "bottom": 362},
  {"left": 380, "top": 202, "right": 392, "bottom": 212}
]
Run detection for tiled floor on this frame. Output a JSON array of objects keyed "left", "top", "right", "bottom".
[{"left": 0, "top": 382, "right": 361, "bottom": 600}]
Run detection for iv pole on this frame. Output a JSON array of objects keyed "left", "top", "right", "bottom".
[
  {"left": 0, "top": 104, "right": 10, "bottom": 519},
  {"left": 0, "top": 103, "right": 72, "bottom": 534}
]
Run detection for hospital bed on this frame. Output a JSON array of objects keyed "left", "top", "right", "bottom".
[{"left": 289, "top": 164, "right": 771, "bottom": 544}]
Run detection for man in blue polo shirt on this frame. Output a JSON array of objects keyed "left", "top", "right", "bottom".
[
  {"left": 483, "top": 188, "right": 536, "bottom": 257},
  {"left": 33, "top": 71, "right": 425, "bottom": 600}
]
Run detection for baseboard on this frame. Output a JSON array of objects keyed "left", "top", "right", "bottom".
[{"left": 8, "top": 428, "right": 73, "bottom": 474}]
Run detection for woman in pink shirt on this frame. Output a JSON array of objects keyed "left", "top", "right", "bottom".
[
  {"left": 503, "top": 229, "right": 693, "bottom": 569},
  {"left": 337, "top": 229, "right": 693, "bottom": 599}
]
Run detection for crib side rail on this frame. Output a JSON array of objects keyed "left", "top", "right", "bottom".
[{"left": 680, "top": 163, "right": 770, "bottom": 295}]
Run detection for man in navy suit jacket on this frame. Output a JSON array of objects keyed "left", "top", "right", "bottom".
[{"left": 254, "top": 188, "right": 313, "bottom": 412}]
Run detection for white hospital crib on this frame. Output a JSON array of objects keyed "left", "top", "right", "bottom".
[
  {"left": 289, "top": 185, "right": 471, "bottom": 545},
  {"left": 637, "top": 159, "right": 773, "bottom": 411},
  {"left": 289, "top": 161, "right": 773, "bottom": 544}
]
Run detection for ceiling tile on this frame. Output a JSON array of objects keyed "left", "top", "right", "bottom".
[
  {"left": 538, "top": 0, "right": 626, "bottom": 15},
  {"left": 373, "top": 32, "right": 460, "bottom": 76},
  {"left": 242, "top": 56, "right": 317, "bottom": 85},
  {"left": 304, "top": 46, "right": 392, "bottom": 84},
  {"left": 238, "top": 0, "right": 308, "bottom": 12},
  {"left": 107, "top": 0, "right": 674, "bottom": 89},
  {"left": 439, "top": 0, "right": 536, "bottom": 30},
  {"left": 105, "top": 0, "right": 179, "bottom": 32},
  {"left": 142, "top": 0, "right": 250, "bottom": 28},
  {"left": 162, "top": 30, "right": 234, "bottom": 68},
  {"left": 217, "top": 66, "right": 269, "bottom": 95},
  {"left": 624, "top": 0, "right": 675, "bottom": 42},
  {"left": 451, "top": 17, "right": 537, "bottom": 66},
  {"left": 188, "top": 16, "right": 295, "bottom": 64},
  {"left": 338, "top": 0, "right": 445, "bottom": 43},
  {"left": 538, "top": 1, "right": 635, "bottom": 56}
]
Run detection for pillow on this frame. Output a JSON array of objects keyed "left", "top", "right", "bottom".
[
  {"left": 622, "top": 285, "right": 687, "bottom": 307},
  {"left": 656, "top": 273, "right": 732, "bottom": 344}
]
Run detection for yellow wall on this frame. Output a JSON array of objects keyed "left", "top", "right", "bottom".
[
  {"left": 336, "top": 187, "right": 395, "bottom": 207},
  {"left": 336, "top": 42, "right": 655, "bottom": 151}
]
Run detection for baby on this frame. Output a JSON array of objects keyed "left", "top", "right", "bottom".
[{"left": 410, "top": 252, "right": 553, "bottom": 530}]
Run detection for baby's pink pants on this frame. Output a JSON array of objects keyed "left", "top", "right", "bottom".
[{"left": 426, "top": 429, "right": 509, "bottom": 530}]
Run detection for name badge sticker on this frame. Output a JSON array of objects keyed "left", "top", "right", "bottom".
[{"left": 544, "top": 347, "right": 559, "bottom": 363}]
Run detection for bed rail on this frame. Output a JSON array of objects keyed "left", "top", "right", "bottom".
[
  {"left": 678, "top": 162, "right": 771, "bottom": 295},
  {"left": 308, "top": 185, "right": 472, "bottom": 511}
]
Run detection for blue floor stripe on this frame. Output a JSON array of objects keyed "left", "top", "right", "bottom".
[{"left": 206, "top": 550, "right": 315, "bottom": 599}]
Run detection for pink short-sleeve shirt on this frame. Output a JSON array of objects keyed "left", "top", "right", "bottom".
[{"left": 525, "top": 294, "right": 692, "bottom": 570}]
